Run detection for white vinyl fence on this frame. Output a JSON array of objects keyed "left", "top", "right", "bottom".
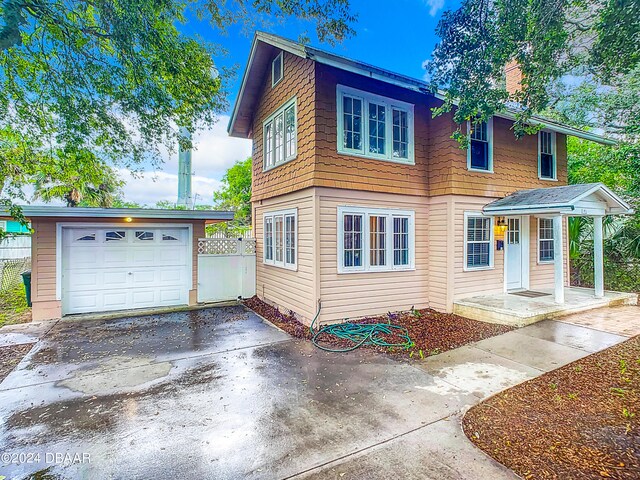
[
  {"left": 0, "top": 236, "right": 31, "bottom": 259},
  {"left": 197, "top": 237, "right": 256, "bottom": 302}
]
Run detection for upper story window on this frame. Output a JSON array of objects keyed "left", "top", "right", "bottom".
[
  {"left": 337, "top": 85, "right": 414, "bottom": 164},
  {"left": 539, "top": 130, "right": 557, "bottom": 180},
  {"left": 337, "top": 206, "right": 415, "bottom": 273},
  {"left": 467, "top": 118, "right": 493, "bottom": 172},
  {"left": 538, "top": 218, "right": 555, "bottom": 263},
  {"left": 272, "top": 52, "right": 283, "bottom": 87},
  {"left": 264, "top": 208, "right": 297, "bottom": 270},
  {"left": 464, "top": 212, "right": 494, "bottom": 270},
  {"left": 263, "top": 97, "right": 297, "bottom": 170}
]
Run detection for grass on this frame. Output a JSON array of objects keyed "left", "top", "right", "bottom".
[{"left": 0, "top": 283, "right": 31, "bottom": 327}]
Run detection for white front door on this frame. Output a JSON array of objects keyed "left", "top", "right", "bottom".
[
  {"left": 61, "top": 226, "right": 191, "bottom": 315},
  {"left": 505, "top": 217, "right": 523, "bottom": 290}
]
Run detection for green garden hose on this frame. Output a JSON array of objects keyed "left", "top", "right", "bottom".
[{"left": 309, "top": 302, "right": 413, "bottom": 353}]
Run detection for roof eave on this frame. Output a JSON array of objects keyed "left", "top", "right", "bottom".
[{"left": 4, "top": 206, "right": 235, "bottom": 221}]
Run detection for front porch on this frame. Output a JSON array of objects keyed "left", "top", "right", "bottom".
[{"left": 454, "top": 287, "right": 637, "bottom": 327}]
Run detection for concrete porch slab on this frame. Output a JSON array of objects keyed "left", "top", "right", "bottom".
[{"left": 453, "top": 287, "right": 637, "bottom": 327}]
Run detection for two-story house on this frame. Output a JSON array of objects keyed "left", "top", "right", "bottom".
[{"left": 228, "top": 32, "right": 634, "bottom": 326}]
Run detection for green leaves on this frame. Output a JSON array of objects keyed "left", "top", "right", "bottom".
[
  {"left": 213, "top": 157, "right": 252, "bottom": 225},
  {"left": 426, "top": 0, "right": 639, "bottom": 140}
]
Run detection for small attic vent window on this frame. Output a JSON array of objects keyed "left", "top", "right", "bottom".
[{"left": 272, "top": 52, "right": 283, "bottom": 87}]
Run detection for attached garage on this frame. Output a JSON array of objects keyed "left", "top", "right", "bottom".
[{"left": 6, "top": 207, "right": 234, "bottom": 321}]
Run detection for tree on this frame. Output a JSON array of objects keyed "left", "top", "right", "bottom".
[
  {"left": 213, "top": 157, "right": 252, "bottom": 225},
  {"left": 425, "top": 0, "right": 640, "bottom": 139},
  {"left": 0, "top": 0, "right": 355, "bottom": 212},
  {"left": 32, "top": 149, "right": 124, "bottom": 207}
]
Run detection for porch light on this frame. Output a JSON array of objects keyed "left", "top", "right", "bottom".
[
  {"left": 495, "top": 217, "right": 507, "bottom": 234},
  {"left": 124, "top": 217, "right": 133, "bottom": 223}
]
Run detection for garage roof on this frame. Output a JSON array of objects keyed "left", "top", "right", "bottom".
[{"left": 3, "top": 206, "right": 235, "bottom": 222}]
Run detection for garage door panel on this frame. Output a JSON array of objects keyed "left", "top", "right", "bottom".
[
  {"left": 102, "top": 292, "right": 130, "bottom": 309},
  {"left": 62, "top": 226, "right": 191, "bottom": 315},
  {"left": 158, "top": 288, "right": 183, "bottom": 303},
  {"left": 131, "top": 290, "right": 156, "bottom": 306}
]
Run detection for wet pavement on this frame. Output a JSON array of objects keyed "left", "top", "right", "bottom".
[{"left": 0, "top": 308, "right": 628, "bottom": 479}]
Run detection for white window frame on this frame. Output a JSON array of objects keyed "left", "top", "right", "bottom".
[
  {"left": 263, "top": 208, "right": 297, "bottom": 271},
  {"left": 538, "top": 130, "right": 557, "bottom": 181},
  {"left": 537, "top": 217, "right": 555, "bottom": 264},
  {"left": 272, "top": 51, "right": 283, "bottom": 87},
  {"left": 467, "top": 118, "right": 494, "bottom": 173},
  {"left": 337, "top": 206, "right": 415, "bottom": 274},
  {"left": 263, "top": 97, "right": 297, "bottom": 171},
  {"left": 336, "top": 85, "right": 415, "bottom": 165},
  {"left": 463, "top": 211, "right": 495, "bottom": 271}
]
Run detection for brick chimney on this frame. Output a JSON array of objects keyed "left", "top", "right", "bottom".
[{"left": 505, "top": 60, "right": 523, "bottom": 95}]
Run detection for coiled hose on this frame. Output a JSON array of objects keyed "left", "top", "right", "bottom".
[{"left": 310, "top": 302, "right": 413, "bottom": 353}]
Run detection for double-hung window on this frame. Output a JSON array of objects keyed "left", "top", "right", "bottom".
[
  {"left": 538, "top": 130, "right": 556, "bottom": 180},
  {"left": 464, "top": 213, "right": 493, "bottom": 270},
  {"left": 264, "top": 209, "right": 297, "bottom": 270},
  {"left": 337, "top": 206, "right": 415, "bottom": 273},
  {"left": 337, "top": 85, "right": 414, "bottom": 164},
  {"left": 263, "top": 98, "right": 297, "bottom": 170},
  {"left": 467, "top": 118, "right": 493, "bottom": 172},
  {"left": 538, "top": 218, "right": 555, "bottom": 263}
]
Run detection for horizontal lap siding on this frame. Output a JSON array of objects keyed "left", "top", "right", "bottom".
[
  {"left": 529, "top": 217, "right": 569, "bottom": 289},
  {"left": 254, "top": 190, "right": 316, "bottom": 322},
  {"left": 452, "top": 196, "right": 505, "bottom": 301},
  {"left": 317, "top": 188, "right": 429, "bottom": 324},
  {"left": 426, "top": 197, "right": 451, "bottom": 311}
]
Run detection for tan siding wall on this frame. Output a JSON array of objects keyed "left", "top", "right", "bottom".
[
  {"left": 451, "top": 196, "right": 505, "bottom": 303},
  {"left": 30, "top": 217, "right": 209, "bottom": 320},
  {"left": 317, "top": 188, "right": 429, "bottom": 324},
  {"left": 426, "top": 196, "right": 452, "bottom": 311},
  {"left": 251, "top": 52, "right": 317, "bottom": 201},
  {"left": 254, "top": 190, "right": 317, "bottom": 322},
  {"left": 529, "top": 216, "right": 570, "bottom": 289}
]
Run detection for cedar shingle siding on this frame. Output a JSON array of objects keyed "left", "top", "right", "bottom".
[{"left": 251, "top": 55, "right": 567, "bottom": 202}]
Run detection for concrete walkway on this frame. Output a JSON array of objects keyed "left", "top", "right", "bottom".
[
  {"left": 0, "top": 307, "right": 630, "bottom": 479},
  {"left": 559, "top": 305, "right": 640, "bottom": 338}
]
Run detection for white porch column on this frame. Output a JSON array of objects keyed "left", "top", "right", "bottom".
[
  {"left": 553, "top": 215, "right": 565, "bottom": 304},
  {"left": 593, "top": 215, "right": 605, "bottom": 298}
]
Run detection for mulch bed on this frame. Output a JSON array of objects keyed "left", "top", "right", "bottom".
[
  {"left": 463, "top": 336, "right": 640, "bottom": 480},
  {"left": 0, "top": 343, "right": 34, "bottom": 382},
  {"left": 243, "top": 295, "right": 513, "bottom": 358}
]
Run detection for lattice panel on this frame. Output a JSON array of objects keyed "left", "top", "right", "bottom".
[
  {"left": 198, "top": 238, "right": 238, "bottom": 255},
  {"left": 243, "top": 239, "right": 256, "bottom": 254}
]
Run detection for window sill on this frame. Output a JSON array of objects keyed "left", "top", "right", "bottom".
[
  {"left": 537, "top": 260, "right": 555, "bottom": 265},
  {"left": 467, "top": 167, "right": 494, "bottom": 174},
  {"left": 337, "top": 267, "right": 416, "bottom": 275},
  {"left": 538, "top": 177, "right": 558, "bottom": 182},
  {"left": 263, "top": 155, "right": 297, "bottom": 173},
  {"left": 336, "top": 149, "right": 415, "bottom": 166},
  {"left": 463, "top": 266, "right": 495, "bottom": 272},
  {"left": 264, "top": 261, "right": 298, "bottom": 272}
]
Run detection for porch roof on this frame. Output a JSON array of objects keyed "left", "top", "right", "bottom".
[{"left": 482, "top": 183, "right": 633, "bottom": 216}]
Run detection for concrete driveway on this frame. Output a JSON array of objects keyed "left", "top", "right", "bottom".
[{"left": 0, "top": 306, "right": 628, "bottom": 479}]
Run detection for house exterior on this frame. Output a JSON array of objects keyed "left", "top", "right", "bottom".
[
  {"left": 0, "top": 219, "right": 31, "bottom": 234},
  {"left": 229, "top": 32, "right": 634, "bottom": 326},
  {"left": 2, "top": 207, "right": 233, "bottom": 321}
]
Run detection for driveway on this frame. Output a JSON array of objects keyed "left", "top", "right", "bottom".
[{"left": 0, "top": 306, "right": 629, "bottom": 479}]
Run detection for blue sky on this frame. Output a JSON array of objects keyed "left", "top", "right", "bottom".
[{"left": 118, "top": 0, "right": 458, "bottom": 206}]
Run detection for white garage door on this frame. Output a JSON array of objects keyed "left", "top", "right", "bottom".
[{"left": 61, "top": 226, "right": 191, "bottom": 315}]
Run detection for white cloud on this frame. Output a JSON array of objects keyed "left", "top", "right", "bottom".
[
  {"left": 122, "top": 114, "right": 251, "bottom": 205},
  {"left": 425, "top": 0, "right": 445, "bottom": 17},
  {"left": 118, "top": 169, "right": 222, "bottom": 207}
]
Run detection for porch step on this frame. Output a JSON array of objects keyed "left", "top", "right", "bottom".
[{"left": 453, "top": 288, "right": 638, "bottom": 327}]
